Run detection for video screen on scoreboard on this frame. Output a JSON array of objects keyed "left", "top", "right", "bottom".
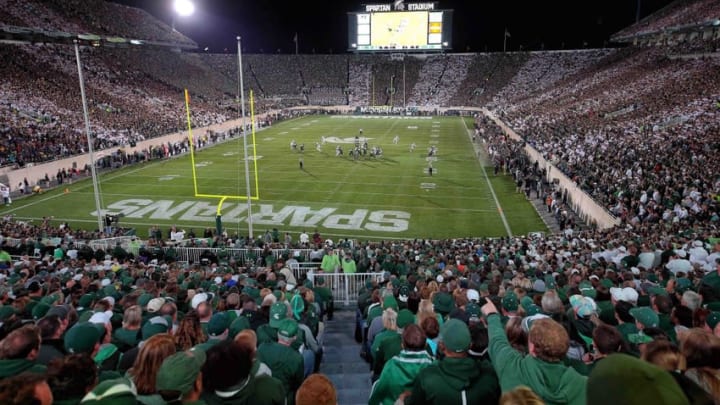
[{"left": 348, "top": 9, "right": 452, "bottom": 52}]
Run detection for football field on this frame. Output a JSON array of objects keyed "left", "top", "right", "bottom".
[{"left": 1, "top": 115, "right": 547, "bottom": 240}]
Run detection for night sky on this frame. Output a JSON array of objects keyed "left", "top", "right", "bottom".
[{"left": 114, "top": 0, "right": 675, "bottom": 53}]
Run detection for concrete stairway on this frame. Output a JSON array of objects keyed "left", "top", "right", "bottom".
[{"left": 320, "top": 310, "right": 372, "bottom": 405}]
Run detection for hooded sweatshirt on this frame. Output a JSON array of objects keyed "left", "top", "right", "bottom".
[
  {"left": 0, "top": 358, "right": 47, "bottom": 379},
  {"left": 405, "top": 356, "right": 499, "bottom": 404},
  {"left": 487, "top": 314, "right": 587, "bottom": 405},
  {"left": 369, "top": 350, "right": 433, "bottom": 405},
  {"left": 202, "top": 374, "right": 286, "bottom": 405}
]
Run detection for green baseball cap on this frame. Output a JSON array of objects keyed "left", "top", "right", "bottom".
[
  {"left": 627, "top": 331, "right": 651, "bottom": 345},
  {"left": 207, "top": 312, "right": 230, "bottom": 338},
  {"left": 80, "top": 377, "right": 137, "bottom": 405},
  {"left": 675, "top": 278, "right": 692, "bottom": 293},
  {"left": 579, "top": 281, "right": 597, "bottom": 299},
  {"left": 706, "top": 312, "right": 720, "bottom": 330},
  {"left": 587, "top": 354, "right": 689, "bottom": 405},
  {"left": 525, "top": 304, "right": 542, "bottom": 316},
  {"left": 432, "top": 292, "right": 454, "bottom": 315},
  {"left": 520, "top": 296, "right": 534, "bottom": 311},
  {"left": 397, "top": 309, "right": 415, "bottom": 328},
  {"left": 65, "top": 322, "right": 101, "bottom": 354},
  {"left": 78, "top": 293, "right": 96, "bottom": 310},
  {"left": 502, "top": 292, "right": 519, "bottom": 312},
  {"left": 269, "top": 302, "right": 287, "bottom": 328},
  {"left": 32, "top": 303, "right": 51, "bottom": 320},
  {"left": 647, "top": 286, "right": 668, "bottom": 296},
  {"left": 383, "top": 295, "right": 399, "bottom": 311},
  {"left": 156, "top": 350, "right": 206, "bottom": 396},
  {"left": 138, "top": 293, "right": 153, "bottom": 309},
  {"left": 466, "top": 302, "right": 481, "bottom": 320},
  {"left": 228, "top": 316, "right": 251, "bottom": 339},
  {"left": 544, "top": 275, "right": 557, "bottom": 290},
  {"left": 630, "top": 306, "right": 659, "bottom": 329},
  {"left": 142, "top": 321, "right": 169, "bottom": 340},
  {"left": 40, "top": 294, "right": 60, "bottom": 306},
  {"left": 0, "top": 306, "right": 15, "bottom": 321},
  {"left": 277, "top": 318, "right": 299, "bottom": 339},
  {"left": 440, "top": 319, "right": 471, "bottom": 353}
]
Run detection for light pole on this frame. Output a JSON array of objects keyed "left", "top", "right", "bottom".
[
  {"left": 74, "top": 40, "right": 104, "bottom": 233},
  {"left": 172, "top": 0, "right": 195, "bottom": 31},
  {"left": 237, "top": 36, "right": 254, "bottom": 239}
]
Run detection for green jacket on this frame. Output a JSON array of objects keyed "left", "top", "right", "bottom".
[
  {"left": 0, "top": 358, "right": 47, "bottom": 379},
  {"left": 616, "top": 322, "right": 638, "bottom": 344},
  {"left": 137, "top": 394, "right": 166, "bottom": 405},
  {"left": 371, "top": 329, "right": 397, "bottom": 359},
  {"left": 313, "top": 286, "right": 333, "bottom": 306},
  {"left": 404, "top": 356, "right": 499, "bottom": 405},
  {"left": 366, "top": 303, "right": 383, "bottom": 325},
  {"left": 256, "top": 342, "right": 303, "bottom": 405},
  {"left": 487, "top": 314, "right": 586, "bottom": 405},
  {"left": 203, "top": 375, "right": 286, "bottom": 405},
  {"left": 256, "top": 324, "right": 304, "bottom": 351},
  {"left": 596, "top": 300, "right": 616, "bottom": 326},
  {"left": 373, "top": 332, "right": 402, "bottom": 376},
  {"left": 658, "top": 313, "right": 677, "bottom": 343},
  {"left": 369, "top": 350, "right": 433, "bottom": 405},
  {"left": 321, "top": 253, "right": 340, "bottom": 273},
  {"left": 341, "top": 258, "right": 357, "bottom": 274}
]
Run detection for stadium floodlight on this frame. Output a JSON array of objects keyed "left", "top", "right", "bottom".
[{"left": 173, "top": 0, "right": 195, "bottom": 17}]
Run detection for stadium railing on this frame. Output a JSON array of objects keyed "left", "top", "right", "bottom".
[
  {"left": 305, "top": 270, "right": 381, "bottom": 306},
  {"left": 165, "top": 247, "right": 316, "bottom": 264},
  {"left": 83, "top": 236, "right": 135, "bottom": 252}
]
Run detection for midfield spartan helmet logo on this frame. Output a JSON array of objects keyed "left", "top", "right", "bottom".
[{"left": 394, "top": 0, "right": 405, "bottom": 11}]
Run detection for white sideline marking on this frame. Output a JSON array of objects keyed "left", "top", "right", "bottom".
[{"left": 464, "top": 117, "right": 512, "bottom": 236}]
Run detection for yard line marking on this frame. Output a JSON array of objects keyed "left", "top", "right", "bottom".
[{"left": 1, "top": 162, "right": 165, "bottom": 215}]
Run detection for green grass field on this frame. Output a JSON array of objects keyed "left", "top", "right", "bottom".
[{"left": 1, "top": 115, "right": 547, "bottom": 240}]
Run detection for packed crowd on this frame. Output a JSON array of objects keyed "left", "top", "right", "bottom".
[
  {"left": 0, "top": 0, "right": 196, "bottom": 46},
  {"left": 476, "top": 116, "right": 577, "bottom": 233},
  {"left": 407, "top": 55, "right": 474, "bottom": 107},
  {"left": 448, "top": 52, "right": 527, "bottom": 107},
  {"left": 0, "top": 236, "right": 336, "bottom": 404},
  {"left": 0, "top": 42, "right": 230, "bottom": 168},
  {"left": 612, "top": 0, "right": 720, "bottom": 39},
  {"left": 1, "top": 214, "right": 720, "bottom": 403},
  {"left": 490, "top": 46, "right": 720, "bottom": 230}
]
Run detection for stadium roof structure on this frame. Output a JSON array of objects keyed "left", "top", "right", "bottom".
[{"left": 0, "top": 24, "right": 198, "bottom": 51}]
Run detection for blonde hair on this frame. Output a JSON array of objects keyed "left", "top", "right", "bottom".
[
  {"left": 382, "top": 308, "right": 398, "bottom": 331},
  {"left": 122, "top": 305, "right": 142, "bottom": 329},
  {"left": 416, "top": 299, "right": 437, "bottom": 326},
  {"left": 500, "top": 386, "right": 545, "bottom": 405},
  {"left": 541, "top": 291, "right": 564, "bottom": 314},
  {"left": 642, "top": 340, "right": 685, "bottom": 371}
]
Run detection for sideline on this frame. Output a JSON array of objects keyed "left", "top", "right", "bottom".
[{"left": 462, "top": 117, "right": 513, "bottom": 237}]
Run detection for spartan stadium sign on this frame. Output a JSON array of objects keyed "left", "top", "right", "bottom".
[
  {"left": 92, "top": 199, "right": 410, "bottom": 232},
  {"left": 364, "top": 2, "right": 435, "bottom": 12}
]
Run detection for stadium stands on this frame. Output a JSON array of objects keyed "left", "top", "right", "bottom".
[
  {"left": 1, "top": 0, "right": 720, "bottom": 401},
  {"left": 612, "top": 0, "right": 720, "bottom": 40}
]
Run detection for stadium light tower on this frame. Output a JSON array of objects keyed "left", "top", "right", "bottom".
[{"left": 172, "top": 0, "right": 195, "bottom": 30}]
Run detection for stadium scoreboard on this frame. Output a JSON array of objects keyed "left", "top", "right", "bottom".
[{"left": 348, "top": 2, "right": 452, "bottom": 52}]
